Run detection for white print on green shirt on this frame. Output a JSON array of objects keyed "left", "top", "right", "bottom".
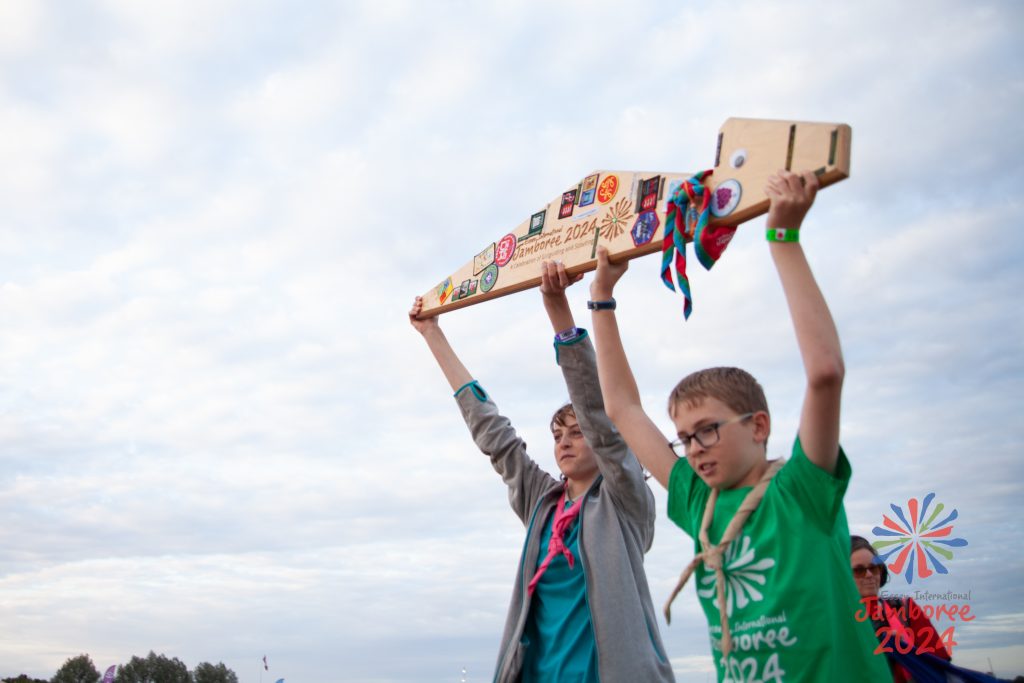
[
  {"left": 697, "top": 535, "right": 776, "bottom": 616},
  {"left": 709, "top": 611, "right": 799, "bottom": 682},
  {"left": 710, "top": 621, "right": 798, "bottom": 654},
  {"left": 720, "top": 652, "right": 787, "bottom": 683}
]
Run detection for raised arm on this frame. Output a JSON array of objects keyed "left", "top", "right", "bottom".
[
  {"left": 764, "top": 170, "right": 844, "bottom": 475},
  {"left": 540, "top": 260, "right": 654, "bottom": 519},
  {"left": 539, "top": 260, "right": 583, "bottom": 334},
  {"left": 409, "top": 296, "right": 554, "bottom": 521},
  {"left": 587, "top": 249, "right": 679, "bottom": 489},
  {"left": 409, "top": 296, "right": 472, "bottom": 392}
]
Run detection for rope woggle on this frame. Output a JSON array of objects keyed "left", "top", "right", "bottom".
[
  {"left": 663, "top": 459, "right": 785, "bottom": 660},
  {"left": 661, "top": 170, "right": 738, "bottom": 318}
]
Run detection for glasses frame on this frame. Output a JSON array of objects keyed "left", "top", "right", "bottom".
[{"left": 669, "top": 412, "right": 755, "bottom": 457}]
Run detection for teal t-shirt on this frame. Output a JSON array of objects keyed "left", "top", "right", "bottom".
[
  {"left": 521, "top": 498, "right": 599, "bottom": 683},
  {"left": 667, "top": 437, "right": 891, "bottom": 683}
]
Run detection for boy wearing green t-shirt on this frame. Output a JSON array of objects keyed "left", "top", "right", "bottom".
[{"left": 586, "top": 170, "right": 890, "bottom": 681}]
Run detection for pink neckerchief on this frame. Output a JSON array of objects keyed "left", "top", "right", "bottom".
[{"left": 527, "top": 487, "right": 585, "bottom": 595}]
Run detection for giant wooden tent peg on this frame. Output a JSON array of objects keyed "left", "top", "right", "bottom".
[{"left": 416, "top": 117, "right": 851, "bottom": 318}]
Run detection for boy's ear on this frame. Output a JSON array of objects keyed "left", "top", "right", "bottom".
[{"left": 751, "top": 411, "right": 771, "bottom": 443}]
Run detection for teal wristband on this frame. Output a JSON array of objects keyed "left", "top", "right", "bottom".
[{"left": 766, "top": 227, "right": 800, "bottom": 243}]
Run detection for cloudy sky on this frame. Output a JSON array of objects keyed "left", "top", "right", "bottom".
[{"left": 1, "top": 1, "right": 1022, "bottom": 681}]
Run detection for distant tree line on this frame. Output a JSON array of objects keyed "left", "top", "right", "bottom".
[{"left": 3, "top": 653, "right": 238, "bottom": 683}]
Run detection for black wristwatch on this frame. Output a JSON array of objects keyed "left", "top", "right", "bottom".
[{"left": 587, "top": 298, "right": 616, "bottom": 311}]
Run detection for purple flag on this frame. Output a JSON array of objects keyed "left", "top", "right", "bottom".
[{"left": 101, "top": 666, "right": 116, "bottom": 683}]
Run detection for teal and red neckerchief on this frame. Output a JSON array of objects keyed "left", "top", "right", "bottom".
[{"left": 661, "top": 170, "right": 737, "bottom": 318}]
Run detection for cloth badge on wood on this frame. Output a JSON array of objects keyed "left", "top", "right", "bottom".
[{"left": 661, "top": 170, "right": 737, "bottom": 319}]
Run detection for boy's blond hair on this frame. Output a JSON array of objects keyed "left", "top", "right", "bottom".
[{"left": 667, "top": 367, "right": 769, "bottom": 419}]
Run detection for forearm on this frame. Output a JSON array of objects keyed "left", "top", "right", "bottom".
[
  {"left": 419, "top": 325, "right": 474, "bottom": 392},
  {"left": 590, "top": 307, "right": 678, "bottom": 488},
  {"left": 543, "top": 292, "right": 575, "bottom": 333},
  {"left": 770, "top": 241, "right": 844, "bottom": 474},
  {"left": 588, "top": 248, "right": 679, "bottom": 488},
  {"left": 559, "top": 336, "right": 652, "bottom": 519},
  {"left": 558, "top": 335, "right": 623, "bottom": 449},
  {"left": 589, "top": 308, "right": 644, "bottom": 419},
  {"left": 769, "top": 243, "right": 844, "bottom": 384}
]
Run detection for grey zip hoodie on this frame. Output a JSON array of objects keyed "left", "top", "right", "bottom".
[{"left": 455, "top": 332, "right": 675, "bottom": 683}]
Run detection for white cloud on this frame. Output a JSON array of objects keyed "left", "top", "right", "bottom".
[
  {"left": 1, "top": 1, "right": 1023, "bottom": 681},
  {"left": 0, "top": 1, "right": 46, "bottom": 56}
]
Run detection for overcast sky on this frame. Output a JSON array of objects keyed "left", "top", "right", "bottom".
[{"left": 1, "top": 1, "right": 1022, "bottom": 682}]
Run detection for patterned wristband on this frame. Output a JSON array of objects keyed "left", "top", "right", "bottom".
[
  {"left": 555, "top": 327, "right": 584, "bottom": 343},
  {"left": 766, "top": 228, "right": 800, "bottom": 243}
]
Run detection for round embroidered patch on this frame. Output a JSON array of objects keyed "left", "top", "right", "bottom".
[
  {"left": 710, "top": 179, "right": 742, "bottom": 218},
  {"left": 479, "top": 264, "right": 499, "bottom": 293}
]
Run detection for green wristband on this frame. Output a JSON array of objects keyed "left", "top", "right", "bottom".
[{"left": 766, "top": 227, "right": 800, "bottom": 243}]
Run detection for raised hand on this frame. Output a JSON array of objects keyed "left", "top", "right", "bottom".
[
  {"left": 590, "top": 246, "right": 629, "bottom": 301},
  {"left": 409, "top": 296, "right": 440, "bottom": 336},
  {"left": 540, "top": 260, "right": 583, "bottom": 298},
  {"left": 764, "top": 170, "right": 819, "bottom": 231}
]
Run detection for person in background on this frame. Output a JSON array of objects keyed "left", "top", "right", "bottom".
[{"left": 851, "top": 534, "right": 952, "bottom": 682}]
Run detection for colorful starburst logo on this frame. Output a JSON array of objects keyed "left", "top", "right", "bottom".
[
  {"left": 697, "top": 535, "right": 775, "bottom": 616},
  {"left": 872, "top": 493, "right": 968, "bottom": 584}
]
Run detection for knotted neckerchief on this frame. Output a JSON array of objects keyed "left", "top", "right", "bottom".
[
  {"left": 527, "top": 487, "right": 585, "bottom": 595},
  {"left": 663, "top": 459, "right": 785, "bottom": 660},
  {"left": 661, "top": 170, "right": 738, "bottom": 319}
]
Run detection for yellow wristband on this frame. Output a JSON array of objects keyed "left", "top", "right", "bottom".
[{"left": 766, "top": 227, "right": 800, "bottom": 242}]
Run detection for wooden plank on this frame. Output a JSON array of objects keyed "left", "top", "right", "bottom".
[{"left": 417, "top": 117, "right": 851, "bottom": 317}]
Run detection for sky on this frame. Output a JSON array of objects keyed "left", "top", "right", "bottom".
[{"left": 1, "top": 1, "right": 1022, "bottom": 681}]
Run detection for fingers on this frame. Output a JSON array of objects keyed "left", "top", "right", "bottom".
[
  {"left": 594, "top": 246, "right": 628, "bottom": 278},
  {"left": 802, "top": 170, "right": 820, "bottom": 204},
  {"left": 541, "top": 259, "right": 581, "bottom": 292},
  {"left": 540, "top": 260, "right": 554, "bottom": 291},
  {"left": 764, "top": 169, "right": 818, "bottom": 232},
  {"left": 782, "top": 169, "right": 804, "bottom": 194},
  {"left": 766, "top": 170, "right": 817, "bottom": 200},
  {"left": 409, "top": 296, "right": 426, "bottom": 324}
]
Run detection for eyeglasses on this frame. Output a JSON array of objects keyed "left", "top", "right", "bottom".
[
  {"left": 852, "top": 564, "right": 882, "bottom": 578},
  {"left": 669, "top": 412, "right": 754, "bottom": 456}
]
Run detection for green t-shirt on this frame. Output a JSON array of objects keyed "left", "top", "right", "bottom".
[{"left": 667, "top": 437, "right": 890, "bottom": 683}]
